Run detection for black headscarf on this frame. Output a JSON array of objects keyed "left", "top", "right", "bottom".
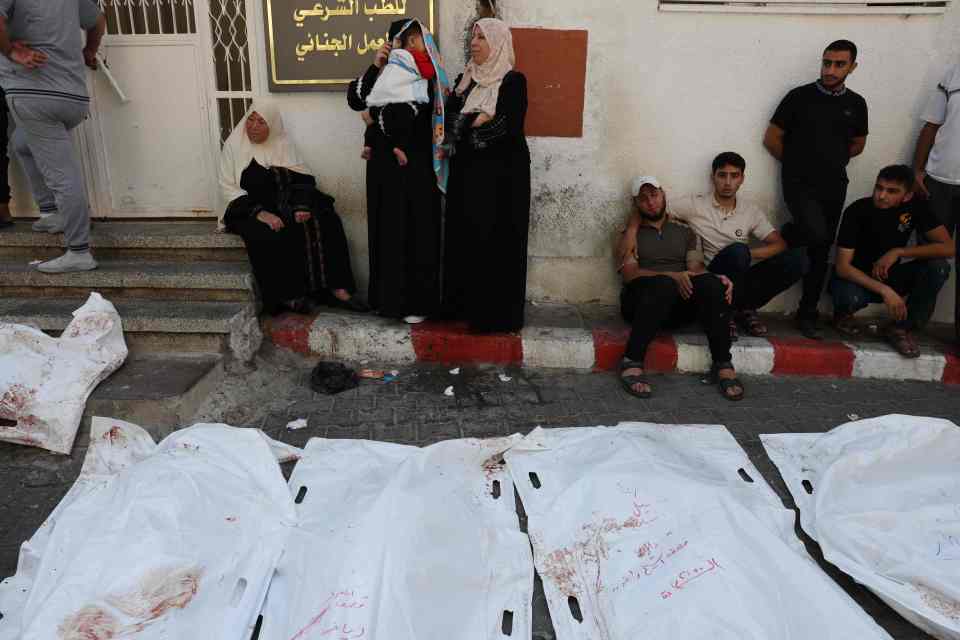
[{"left": 388, "top": 19, "right": 413, "bottom": 42}]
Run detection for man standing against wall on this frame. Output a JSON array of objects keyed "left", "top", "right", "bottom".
[
  {"left": 0, "top": 0, "right": 106, "bottom": 272},
  {"left": 764, "top": 40, "right": 869, "bottom": 339},
  {"left": 913, "top": 60, "right": 960, "bottom": 340}
]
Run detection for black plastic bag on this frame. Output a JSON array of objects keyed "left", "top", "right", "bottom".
[{"left": 309, "top": 361, "right": 358, "bottom": 395}]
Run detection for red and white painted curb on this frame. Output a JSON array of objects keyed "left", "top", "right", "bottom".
[{"left": 263, "top": 312, "right": 960, "bottom": 384}]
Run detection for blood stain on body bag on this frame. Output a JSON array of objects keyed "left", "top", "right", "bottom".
[
  {"left": 0, "top": 383, "right": 36, "bottom": 417},
  {"left": 103, "top": 426, "right": 126, "bottom": 446},
  {"left": 106, "top": 566, "right": 202, "bottom": 620},
  {"left": 57, "top": 605, "right": 120, "bottom": 640},
  {"left": 64, "top": 313, "right": 115, "bottom": 339},
  {"left": 538, "top": 500, "right": 661, "bottom": 598},
  {"left": 914, "top": 583, "right": 960, "bottom": 622},
  {"left": 57, "top": 566, "right": 203, "bottom": 639}
]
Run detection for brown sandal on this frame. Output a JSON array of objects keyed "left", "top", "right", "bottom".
[
  {"left": 832, "top": 314, "right": 862, "bottom": 338},
  {"left": 883, "top": 326, "right": 920, "bottom": 359},
  {"left": 737, "top": 310, "right": 768, "bottom": 337}
]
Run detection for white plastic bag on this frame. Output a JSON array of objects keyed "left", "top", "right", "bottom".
[
  {"left": 257, "top": 435, "right": 534, "bottom": 640},
  {"left": 1, "top": 422, "right": 300, "bottom": 640},
  {"left": 505, "top": 423, "right": 893, "bottom": 640},
  {"left": 0, "top": 293, "right": 128, "bottom": 454},
  {"left": 762, "top": 415, "right": 960, "bottom": 640}
]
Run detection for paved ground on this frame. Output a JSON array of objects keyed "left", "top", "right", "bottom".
[{"left": 3, "top": 360, "right": 960, "bottom": 638}]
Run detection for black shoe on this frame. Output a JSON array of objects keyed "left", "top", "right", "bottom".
[
  {"left": 0, "top": 218, "right": 14, "bottom": 230},
  {"left": 332, "top": 296, "right": 370, "bottom": 313},
  {"left": 796, "top": 312, "right": 823, "bottom": 340}
]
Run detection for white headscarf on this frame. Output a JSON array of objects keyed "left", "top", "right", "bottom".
[
  {"left": 366, "top": 48, "right": 430, "bottom": 107},
  {"left": 218, "top": 100, "right": 311, "bottom": 226},
  {"left": 456, "top": 18, "right": 514, "bottom": 117}
]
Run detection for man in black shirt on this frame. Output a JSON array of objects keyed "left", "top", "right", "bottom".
[
  {"left": 831, "top": 165, "right": 953, "bottom": 358},
  {"left": 764, "top": 39, "right": 869, "bottom": 339}
]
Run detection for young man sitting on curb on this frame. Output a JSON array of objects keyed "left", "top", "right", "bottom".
[
  {"left": 621, "top": 152, "right": 807, "bottom": 340},
  {"left": 830, "top": 164, "right": 953, "bottom": 358},
  {"left": 618, "top": 176, "right": 743, "bottom": 401}
]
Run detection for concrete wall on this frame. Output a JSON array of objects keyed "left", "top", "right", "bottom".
[
  {"left": 28, "top": 1, "right": 960, "bottom": 321},
  {"left": 453, "top": 1, "right": 958, "bottom": 321}
]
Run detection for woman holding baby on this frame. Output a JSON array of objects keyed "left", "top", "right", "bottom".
[{"left": 347, "top": 19, "right": 449, "bottom": 325}]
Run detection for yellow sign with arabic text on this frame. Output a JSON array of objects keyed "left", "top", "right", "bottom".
[{"left": 265, "top": 0, "right": 436, "bottom": 91}]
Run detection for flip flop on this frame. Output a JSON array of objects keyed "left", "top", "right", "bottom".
[
  {"left": 619, "top": 361, "right": 652, "bottom": 399},
  {"left": 702, "top": 361, "right": 745, "bottom": 402}
]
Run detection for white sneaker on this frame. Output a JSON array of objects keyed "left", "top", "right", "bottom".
[
  {"left": 32, "top": 215, "right": 65, "bottom": 233},
  {"left": 403, "top": 315, "right": 427, "bottom": 324},
  {"left": 36, "top": 251, "right": 97, "bottom": 273}
]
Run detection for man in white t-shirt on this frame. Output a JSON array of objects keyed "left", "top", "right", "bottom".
[
  {"left": 620, "top": 152, "right": 807, "bottom": 340},
  {"left": 914, "top": 61, "right": 960, "bottom": 339}
]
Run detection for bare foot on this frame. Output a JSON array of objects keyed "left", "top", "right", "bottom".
[
  {"left": 332, "top": 289, "right": 351, "bottom": 301},
  {"left": 393, "top": 147, "right": 408, "bottom": 167}
]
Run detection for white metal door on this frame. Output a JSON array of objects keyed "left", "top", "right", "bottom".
[{"left": 82, "top": 0, "right": 256, "bottom": 218}]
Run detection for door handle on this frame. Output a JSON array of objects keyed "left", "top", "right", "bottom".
[{"left": 96, "top": 52, "right": 130, "bottom": 103}]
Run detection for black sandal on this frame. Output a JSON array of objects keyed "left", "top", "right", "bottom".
[
  {"left": 619, "top": 360, "right": 652, "bottom": 399},
  {"left": 702, "top": 361, "right": 745, "bottom": 402}
]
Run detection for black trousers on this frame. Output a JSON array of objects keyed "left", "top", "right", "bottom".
[
  {"left": 0, "top": 87, "right": 9, "bottom": 205},
  {"left": 232, "top": 204, "right": 356, "bottom": 314},
  {"left": 924, "top": 177, "right": 960, "bottom": 340},
  {"left": 707, "top": 242, "right": 808, "bottom": 311},
  {"left": 620, "top": 274, "right": 733, "bottom": 364},
  {"left": 781, "top": 178, "right": 848, "bottom": 317}
]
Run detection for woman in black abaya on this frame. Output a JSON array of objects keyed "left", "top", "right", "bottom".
[
  {"left": 219, "top": 101, "right": 365, "bottom": 316},
  {"left": 443, "top": 18, "right": 531, "bottom": 333}
]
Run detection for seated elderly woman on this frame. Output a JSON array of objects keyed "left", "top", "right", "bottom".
[{"left": 219, "top": 101, "right": 366, "bottom": 315}]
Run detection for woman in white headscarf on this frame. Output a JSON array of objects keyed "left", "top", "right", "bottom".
[
  {"left": 442, "top": 18, "right": 531, "bottom": 333},
  {"left": 219, "top": 101, "right": 366, "bottom": 315}
]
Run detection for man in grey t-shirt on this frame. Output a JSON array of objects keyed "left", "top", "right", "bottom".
[
  {"left": 617, "top": 176, "right": 743, "bottom": 401},
  {"left": 0, "top": 0, "right": 105, "bottom": 272}
]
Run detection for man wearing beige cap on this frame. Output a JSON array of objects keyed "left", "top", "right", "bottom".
[
  {"left": 620, "top": 153, "right": 807, "bottom": 341},
  {"left": 617, "top": 176, "right": 744, "bottom": 401}
]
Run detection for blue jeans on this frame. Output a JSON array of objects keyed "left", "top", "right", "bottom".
[
  {"left": 829, "top": 259, "right": 951, "bottom": 330},
  {"left": 708, "top": 243, "right": 808, "bottom": 312}
]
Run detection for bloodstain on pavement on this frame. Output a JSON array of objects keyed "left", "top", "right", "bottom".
[{"left": 58, "top": 566, "right": 202, "bottom": 639}]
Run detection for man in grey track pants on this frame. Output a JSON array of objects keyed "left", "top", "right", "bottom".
[{"left": 0, "top": 0, "right": 105, "bottom": 273}]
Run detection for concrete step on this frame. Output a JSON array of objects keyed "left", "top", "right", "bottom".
[
  {"left": 81, "top": 352, "right": 225, "bottom": 443},
  {"left": 263, "top": 303, "right": 960, "bottom": 385},
  {"left": 0, "top": 220, "right": 247, "bottom": 262},
  {"left": 0, "top": 258, "right": 255, "bottom": 302},
  {"left": 0, "top": 297, "right": 255, "bottom": 355}
]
